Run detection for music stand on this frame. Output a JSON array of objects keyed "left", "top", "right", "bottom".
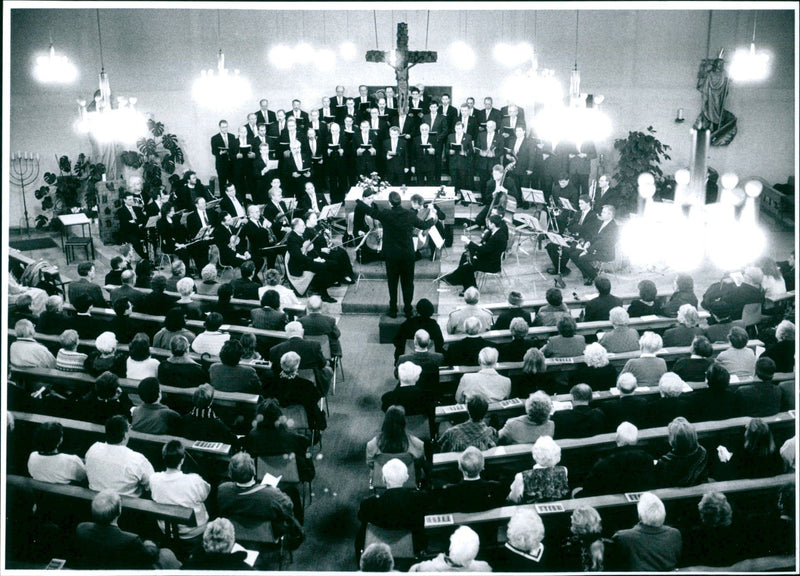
[{"left": 319, "top": 202, "right": 341, "bottom": 221}]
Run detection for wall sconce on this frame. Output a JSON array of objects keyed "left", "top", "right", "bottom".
[{"left": 675, "top": 108, "right": 685, "bottom": 123}]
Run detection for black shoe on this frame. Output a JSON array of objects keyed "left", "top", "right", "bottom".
[
  {"left": 458, "top": 290, "right": 465, "bottom": 297},
  {"left": 561, "top": 267, "right": 572, "bottom": 276},
  {"left": 583, "top": 278, "right": 595, "bottom": 286},
  {"left": 321, "top": 293, "right": 337, "bottom": 303},
  {"left": 546, "top": 267, "right": 559, "bottom": 275},
  {"left": 404, "top": 308, "right": 414, "bottom": 318},
  {"left": 387, "top": 309, "right": 398, "bottom": 319},
  {"left": 415, "top": 251, "right": 423, "bottom": 261}
]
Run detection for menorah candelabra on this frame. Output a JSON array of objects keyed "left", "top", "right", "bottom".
[{"left": 10, "top": 152, "right": 40, "bottom": 236}]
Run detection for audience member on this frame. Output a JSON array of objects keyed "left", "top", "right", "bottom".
[
  {"left": 653, "top": 372, "right": 691, "bottom": 427},
  {"left": 209, "top": 339, "right": 261, "bottom": 394},
  {"left": 269, "top": 321, "right": 331, "bottom": 394},
  {"left": 134, "top": 259, "right": 155, "bottom": 290},
  {"left": 149, "top": 440, "right": 211, "bottom": 543},
  {"left": 9, "top": 293, "right": 37, "bottom": 327},
  {"left": 672, "top": 335, "right": 714, "bottom": 382},
  {"left": 84, "top": 331, "right": 128, "bottom": 378},
  {"left": 357, "top": 458, "right": 431, "bottom": 560},
  {"left": 9, "top": 319, "right": 55, "bottom": 369},
  {"left": 68, "top": 261, "right": 107, "bottom": 309},
  {"left": 299, "top": 294, "right": 343, "bottom": 357},
  {"left": 238, "top": 332, "right": 263, "bottom": 363},
  {"left": 735, "top": 357, "right": 781, "bottom": 417},
  {"left": 365, "top": 405, "right": 425, "bottom": 471},
  {"left": 541, "top": 316, "right": 586, "bottom": 358},
  {"left": 716, "top": 325, "right": 756, "bottom": 379},
  {"left": 662, "top": 304, "right": 706, "bottom": 347},
  {"left": 153, "top": 308, "right": 196, "bottom": 349},
  {"left": 27, "top": 421, "right": 87, "bottom": 484},
  {"left": 381, "top": 361, "right": 430, "bottom": 416},
  {"left": 437, "top": 394, "right": 498, "bottom": 453},
  {"left": 230, "top": 260, "right": 261, "bottom": 300},
  {"left": 259, "top": 268, "right": 301, "bottom": 310},
  {"left": 498, "top": 317, "right": 534, "bottom": 361},
  {"left": 110, "top": 269, "right": 146, "bottom": 310},
  {"left": 37, "top": 295, "right": 70, "bottom": 335},
  {"left": 620, "top": 331, "right": 667, "bottom": 387},
  {"left": 603, "top": 373, "right": 648, "bottom": 429},
  {"left": 164, "top": 260, "right": 187, "bottom": 293},
  {"left": 393, "top": 298, "right": 444, "bottom": 361},
  {"left": 552, "top": 384, "right": 606, "bottom": 439},
  {"left": 191, "top": 312, "right": 230, "bottom": 356},
  {"left": 446, "top": 287, "right": 493, "bottom": 334},
  {"left": 55, "top": 329, "right": 88, "bottom": 372},
  {"left": 776, "top": 249, "right": 795, "bottom": 292},
  {"left": 266, "top": 351, "right": 325, "bottom": 430},
  {"left": 157, "top": 334, "right": 208, "bottom": 387},
  {"left": 492, "top": 290, "right": 531, "bottom": 330},
  {"left": 681, "top": 492, "right": 744, "bottom": 567},
  {"left": 655, "top": 417, "right": 708, "bottom": 487},
  {"left": 109, "top": 297, "right": 141, "bottom": 344},
  {"left": 196, "top": 264, "right": 222, "bottom": 296},
  {"left": 251, "top": 289, "right": 287, "bottom": 330},
  {"left": 172, "top": 277, "right": 206, "bottom": 320},
  {"left": 508, "top": 436, "right": 569, "bottom": 503},
  {"left": 582, "top": 276, "right": 623, "bottom": 322},
  {"left": 181, "top": 384, "right": 237, "bottom": 445},
  {"left": 443, "top": 317, "right": 491, "bottom": 366},
  {"left": 627, "top": 279, "right": 662, "bottom": 318},
  {"left": 580, "top": 422, "right": 655, "bottom": 496},
  {"left": 78, "top": 371, "right": 134, "bottom": 424},
  {"left": 408, "top": 525, "right": 491, "bottom": 572},
  {"left": 126, "top": 332, "right": 160, "bottom": 380},
  {"left": 142, "top": 275, "right": 179, "bottom": 320},
  {"left": 359, "top": 542, "right": 395, "bottom": 572},
  {"left": 181, "top": 518, "right": 252, "bottom": 570},
  {"left": 499, "top": 391, "right": 554, "bottom": 445},
  {"left": 599, "top": 307, "right": 639, "bottom": 353},
  {"left": 85, "top": 415, "right": 154, "bottom": 497},
  {"left": 611, "top": 492, "right": 682, "bottom": 571},
  {"left": 512, "top": 347, "right": 555, "bottom": 397},
  {"left": 396, "top": 329, "right": 444, "bottom": 395},
  {"left": 559, "top": 507, "right": 610, "bottom": 571},
  {"left": 74, "top": 490, "right": 180, "bottom": 569},
  {"left": 491, "top": 509, "right": 550, "bottom": 571},
  {"left": 131, "top": 378, "right": 181, "bottom": 435},
  {"left": 715, "top": 417, "right": 784, "bottom": 480},
  {"left": 692, "top": 363, "right": 737, "bottom": 422},
  {"left": 532, "top": 287, "right": 571, "bottom": 327},
  {"left": 211, "top": 282, "right": 248, "bottom": 325},
  {"left": 569, "top": 342, "right": 618, "bottom": 391},
  {"left": 455, "top": 347, "right": 511, "bottom": 403},
  {"left": 761, "top": 320, "right": 795, "bottom": 373},
  {"left": 435, "top": 446, "right": 505, "bottom": 512},
  {"left": 70, "top": 293, "right": 107, "bottom": 340},
  {"left": 105, "top": 255, "right": 126, "bottom": 286},
  {"left": 662, "top": 273, "right": 698, "bottom": 318}
]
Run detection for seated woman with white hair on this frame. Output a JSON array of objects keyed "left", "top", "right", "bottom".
[
  {"left": 499, "top": 391, "right": 554, "bottom": 446},
  {"left": 84, "top": 331, "right": 128, "bottom": 378},
  {"left": 559, "top": 506, "right": 611, "bottom": 571},
  {"left": 762, "top": 320, "right": 795, "bottom": 373},
  {"left": 490, "top": 509, "right": 551, "bottom": 571},
  {"left": 182, "top": 518, "right": 252, "bottom": 570},
  {"left": 381, "top": 361, "right": 430, "bottom": 416},
  {"left": 652, "top": 372, "right": 691, "bottom": 427},
  {"left": 508, "top": 436, "right": 569, "bottom": 504},
  {"left": 599, "top": 307, "right": 640, "bottom": 353},
  {"left": 173, "top": 277, "right": 205, "bottom": 321},
  {"left": 619, "top": 331, "right": 667, "bottom": 388},
  {"left": 662, "top": 304, "right": 706, "bottom": 348},
  {"left": 265, "top": 350, "right": 325, "bottom": 431},
  {"left": 409, "top": 525, "right": 491, "bottom": 572},
  {"left": 569, "top": 342, "right": 618, "bottom": 390},
  {"left": 195, "top": 264, "right": 221, "bottom": 297}
]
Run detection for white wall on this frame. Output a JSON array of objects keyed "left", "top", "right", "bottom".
[{"left": 8, "top": 7, "right": 795, "bottom": 224}]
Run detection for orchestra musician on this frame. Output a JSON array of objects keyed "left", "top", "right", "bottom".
[
  {"left": 475, "top": 164, "right": 516, "bottom": 229},
  {"left": 544, "top": 195, "right": 600, "bottom": 277},
  {"left": 175, "top": 170, "right": 214, "bottom": 212},
  {"left": 441, "top": 213, "right": 508, "bottom": 293},
  {"left": 213, "top": 212, "right": 251, "bottom": 269},
  {"left": 156, "top": 202, "right": 189, "bottom": 264},
  {"left": 566, "top": 204, "right": 620, "bottom": 285},
  {"left": 185, "top": 197, "right": 218, "bottom": 273},
  {"left": 296, "top": 181, "right": 328, "bottom": 221},
  {"left": 116, "top": 191, "right": 148, "bottom": 259},
  {"left": 286, "top": 217, "right": 338, "bottom": 303},
  {"left": 353, "top": 189, "right": 383, "bottom": 264},
  {"left": 303, "top": 211, "right": 354, "bottom": 285},
  {"left": 145, "top": 186, "right": 172, "bottom": 217},
  {"left": 549, "top": 173, "right": 580, "bottom": 231},
  {"left": 219, "top": 182, "right": 247, "bottom": 221},
  {"left": 241, "top": 204, "right": 278, "bottom": 274},
  {"left": 263, "top": 185, "right": 292, "bottom": 241}
]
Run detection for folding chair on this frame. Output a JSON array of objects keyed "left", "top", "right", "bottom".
[
  {"left": 305, "top": 334, "right": 341, "bottom": 395},
  {"left": 229, "top": 515, "right": 292, "bottom": 570},
  {"left": 284, "top": 252, "right": 315, "bottom": 297},
  {"left": 257, "top": 454, "right": 312, "bottom": 508}
]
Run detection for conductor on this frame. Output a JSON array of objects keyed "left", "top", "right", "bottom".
[{"left": 357, "top": 190, "right": 437, "bottom": 318}]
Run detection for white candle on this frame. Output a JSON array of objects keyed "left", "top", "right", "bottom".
[{"left": 102, "top": 173, "right": 107, "bottom": 182}]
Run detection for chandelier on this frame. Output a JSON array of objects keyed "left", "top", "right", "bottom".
[
  {"left": 193, "top": 11, "right": 251, "bottom": 108},
  {"left": 33, "top": 35, "right": 77, "bottom": 84},
  {"left": 533, "top": 11, "right": 611, "bottom": 148},
  {"left": 501, "top": 13, "right": 561, "bottom": 107},
  {"left": 76, "top": 10, "right": 146, "bottom": 144}
]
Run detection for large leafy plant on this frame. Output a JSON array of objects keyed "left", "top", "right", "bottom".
[
  {"left": 35, "top": 154, "right": 105, "bottom": 229},
  {"left": 613, "top": 126, "right": 672, "bottom": 211},
  {"left": 121, "top": 117, "right": 185, "bottom": 195}
]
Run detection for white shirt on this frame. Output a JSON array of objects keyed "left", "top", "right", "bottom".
[
  {"left": 85, "top": 442, "right": 154, "bottom": 497},
  {"left": 28, "top": 452, "right": 87, "bottom": 485},
  {"left": 258, "top": 284, "right": 300, "bottom": 309},
  {"left": 229, "top": 196, "right": 246, "bottom": 218},
  {"left": 191, "top": 331, "right": 230, "bottom": 356},
  {"left": 126, "top": 357, "right": 160, "bottom": 380},
  {"left": 150, "top": 469, "right": 210, "bottom": 539}
]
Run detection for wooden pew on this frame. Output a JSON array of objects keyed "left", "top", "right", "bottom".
[
  {"left": 104, "top": 284, "right": 306, "bottom": 317},
  {"left": 480, "top": 290, "right": 673, "bottom": 316},
  {"left": 765, "top": 290, "right": 795, "bottom": 306},
  {"left": 423, "top": 474, "right": 795, "bottom": 556},
  {"left": 10, "top": 411, "right": 232, "bottom": 467},
  {"left": 6, "top": 474, "right": 196, "bottom": 532},
  {"left": 437, "top": 339, "right": 764, "bottom": 386},
  {"left": 9, "top": 367, "right": 259, "bottom": 423},
  {"left": 442, "top": 313, "right": 711, "bottom": 345},
  {"left": 430, "top": 412, "right": 796, "bottom": 485}
]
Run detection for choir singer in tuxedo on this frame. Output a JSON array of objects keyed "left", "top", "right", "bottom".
[{"left": 357, "top": 191, "right": 437, "bottom": 318}]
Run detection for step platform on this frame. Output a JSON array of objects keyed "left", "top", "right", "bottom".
[{"left": 352, "top": 256, "right": 444, "bottom": 280}]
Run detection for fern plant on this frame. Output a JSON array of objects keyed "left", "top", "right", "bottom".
[
  {"left": 613, "top": 126, "right": 671, "bottom": 210},
  {"left": 121, "top": 117, "right": 185, "bottom": 195}
]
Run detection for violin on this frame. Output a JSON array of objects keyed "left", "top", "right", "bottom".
[{"left": 229, "top": 223, "right": 244, "bottom": 250}]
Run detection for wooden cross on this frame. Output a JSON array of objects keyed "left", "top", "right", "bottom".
[{"left": 366, "top": 22, "right": 437, "bottom": 113}]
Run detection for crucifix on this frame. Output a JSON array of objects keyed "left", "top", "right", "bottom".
[{"left": 366, "top": 22, "right": 437, "bottom": 113}]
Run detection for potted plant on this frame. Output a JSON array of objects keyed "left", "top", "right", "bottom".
[
  {"left": 35, "top": 154, "right": 105, "bottom": 229},
  {"left": 120, "top": 116, "right": 185, "bottom": 196},
  {"left": 613, "top": 126, "right": 671, "bottom": 212}
]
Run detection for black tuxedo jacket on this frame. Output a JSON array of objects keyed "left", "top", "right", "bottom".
[
  {"left": 566, "top": 209, "right": 601, "bottom": 241},
  {"left": 264, "top": 200, "right": 290, "bottom": 238},
  {"left": 457, "top": 115, "right": 480, "bottom": 140},
  {"left": 318, "top": 107, "right": 337, "bottom": 124},
  {"left": 396, "top": 114, "right": 419, "bottom": 141},
  {"left": 361, "top": 201, "right": 434, "bottom": 261},
  {"left": 444, "top": 336, "right": 491, "bottom": 367},
  {"left": 244, "top": 123, "right": 261, "bottom": 144},
  {"left": 475, "top": 131, "right": 505, "bottom": 170},
  {"left": 331, "top": 95, "right": 348, "bottom": 122},
  {"left": 256, "top": 109, "right": 277, "bottom": 127},
  {"left": 156, "top": 216, "right": 186, "bottom": 255},
  {"left": 478, "top": 107, "right": 503, "bottom": 130},
  {"left": 383, "top": 137, "right": 410, "bottom": 173},
  {"left": 583, "top": 293, "right": 624, "bottom": 323},
  {"left": 241, "top": 218, "right": 274, "bottom": 255},
  {"left": 439, "top": 105, "right": 458, "bottom": 134},
  {"left": 213, "top": 223, "right": 246, "bottom": 267},
  {"left": 421, "top": 114, "right": 447, "bottom": 146},
  {"left": 411, "top": 136, "right": 439, "bottom": 172},
  {"left": 210, "top": 132, "right": 235, "bottom": 167},
  {"left": 586, "top": 220, "right": 619, "bottom": 261},
  {"left": 116, "top": 205, "right": 146, "bottom": 237},
  {"left": 353, "top": 131, "right": 378, "bottom": 172},
  {"left": 500, "top": 117, "right": 527, "bottom": 142},
  {"left": 280, "top": 150, "right": 312, "bottom": 184},
  {"left": 505, "top": 136, "right": 533, "bottom": 173},
  {"left": 287, "top": 109, "right": 309, "bottom": 130},
  {"left": 446, "top": 134, "right": 475, "bottom": 171},
  {"left": 219, "top": 196, "right": 247, "bottom": 220},
  {"left": 377, "top": 108, "right": 399, "bottom": 126}
]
